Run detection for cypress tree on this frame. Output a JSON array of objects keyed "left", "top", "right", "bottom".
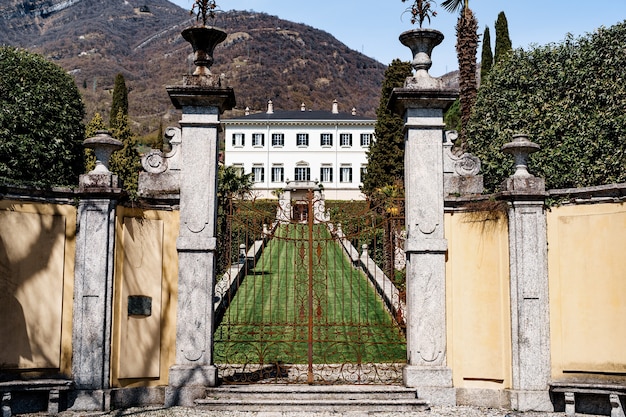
[
  {"left": 109, "top": 109, "right": 141, "bottom": 194},
  {"left": 480, "top": 26, "right": 493, "bottom": 80},
  {"left": 494, "top": 11, "right": 512, "bottom": 63},
  {"left": 362, "top": 59, "right": 412, "bottom": 198},
  {"left": 109, "top": 73, "right": 129, "bottom": 128}
]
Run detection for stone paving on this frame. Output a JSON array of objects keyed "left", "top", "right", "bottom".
[{"left": 19, "top": 406, "right": 604, "bottom": 417}]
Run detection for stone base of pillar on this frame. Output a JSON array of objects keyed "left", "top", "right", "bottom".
[
  {"left": 165, "top": 365, "right": 218, "bottom": 406},
  {"left": 403, "top": 366, "right": 456, "bottom": 405},
  {"left": 68, "top": 389, "right": 111, "bottom": 412},
  {"left": 456, "top": 388, "right": 511, "bottom": 408},
  {"left": 508, "top": 389, "right": 553, "bottom": 412}
]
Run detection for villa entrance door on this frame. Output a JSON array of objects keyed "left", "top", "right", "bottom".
[
  {"left": 292, "top": 202, "right": 308, "bottom": 222},
  {"left": 213, "top": 191, "right": 406, "bottom": 384}
]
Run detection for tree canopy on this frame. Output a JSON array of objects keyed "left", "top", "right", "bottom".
[
  {"left": 362, "top": 59, "right": 412, "bottom": 197},
  {"left": 0, "top": 47, "right": 85, "bottom": 187},
  {"left": 466, "top": 22, "right": 626, "bottom": 191}
]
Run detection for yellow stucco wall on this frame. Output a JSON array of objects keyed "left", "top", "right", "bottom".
[
  {"left": 445, "top": 210, "right": 512, "bottom": 390},
  {"left": 547, "top": 202, "right": 626, "bottom": 381},
  {"left": 111, "top": 207, "right": 179, "bottom": 388},
  {"left": 0, "top": 200, "right": 76, "bottom": 376}
]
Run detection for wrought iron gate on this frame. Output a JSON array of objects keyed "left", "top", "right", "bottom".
[{"left": 214, "top": 191, "right": 406, "bottom": 384}]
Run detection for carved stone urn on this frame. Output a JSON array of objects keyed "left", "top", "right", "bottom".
[
  {"left": 182, "top": 26, "right": 227, "bottom": 76},
  {"left": 83, "top": 130, "right": 122, "bottom": 174},
  {"left": 399, "top": 28, "right": 444, "bottom": 88},
  {"left": 501, "top": 133, "right": 541, "bottom": 178}
]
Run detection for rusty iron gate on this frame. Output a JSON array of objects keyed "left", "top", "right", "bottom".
[{"left": 213, "top": 191, "right": 406, "bottom": 384}]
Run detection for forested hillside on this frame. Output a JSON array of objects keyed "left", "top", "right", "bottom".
[{"left": 0, "top": 0, "right": 387, "bottom": 135}]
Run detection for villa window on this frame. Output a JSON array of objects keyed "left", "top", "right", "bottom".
[
  {"left": 271, "top": 165, "right": 284, "bottom": 182},
  {"left": 340, "top": 166, "right": 353, "bottom": 183},
  {"left": 320, "top": 166, "right": 333, "bottom": 183},
  {"left": 272, "top": 133, "right": 284, "bottom": 147},
  {"left": 297, "top": 133, "right": 309, "bottom": 147},
  {"left": 340, "top": 133, "right": 352, "bottom": 147},
  {"left": 232, "top": 133, "right": 245, "bottom": 147},
  {"left": 360, "top": 133, "right": 372, "bottom": 147},
  {"left": 252, "top": 165, "right": 265, "bottom": 183},
  {"left": 252, "top": 133, "right": 265, "bottom": 147},
  {"left": 295, "top": 166, "right": 311, "bottom": 182},
  {"left": 320, "top": 133, "right": 333, "bottom": 147}
]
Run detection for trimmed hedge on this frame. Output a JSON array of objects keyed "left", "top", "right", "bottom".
[
  {"left": 467, "top": 21, "right": 626, "bottom": 191},
  {"left": 0, "top": 47, "right": 85, "bottom": 187}
]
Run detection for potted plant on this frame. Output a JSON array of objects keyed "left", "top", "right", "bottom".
[
  {"left": 402, "top": 0, "right": 437, "bottom": 28},
  {"left": 182, "top": 0, "right": 227, "bottom": 78},
  {"left": 399, "top": 0, "right": 443, "bottom": 79},
  {"left": 190, "top": 0, "right": 218, "bottom": 26}
]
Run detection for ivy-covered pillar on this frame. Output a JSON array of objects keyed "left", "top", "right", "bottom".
[
  {"left": 164, "top": 26, "right": 235, "bottom": 407},
  {"left": 389, "top": 28, "right": 458, "bottom": 406}
]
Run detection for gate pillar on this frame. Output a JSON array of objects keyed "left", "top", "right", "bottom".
[
  {"left": 501, "top": 135, "right": 552, "bottom": 411},
  {"left": 164, "top": 73, "right": 235, "bottom": 404},
  {"left": 389, "top": 28, "right": 457, "bottom": 406},
  {"left": 71, "top": 131, "right": 122, "bottom": 411}
]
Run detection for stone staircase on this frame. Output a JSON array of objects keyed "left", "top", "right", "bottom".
[{"left": 196, "top": 385, "right": 430, "bottom": 413}]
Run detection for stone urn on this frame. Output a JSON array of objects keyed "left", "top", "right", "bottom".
[
  {"left": 182, "top": 26, "right": 227, "bottom": 76},
  {"left": 399, "top": 28, "right": 444, "bottom": 81},
  {"left": 501, "top": 134, "right": 541, "bottom": 178},
  {"left": 83, "top": 130, "right": 122, "bottom": 174}
]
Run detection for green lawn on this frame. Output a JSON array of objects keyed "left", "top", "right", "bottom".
[{"left": 214, "top": 224, "right": 406, "bottom": 365}]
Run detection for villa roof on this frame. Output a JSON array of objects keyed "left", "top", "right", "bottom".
[{"left": 224, "top": 110, "right": 375, "bottom": 122}]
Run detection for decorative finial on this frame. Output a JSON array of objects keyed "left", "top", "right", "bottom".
[
  {"left": 83, "top": 130, "right": 122, "bottom": 174},
  {"left": 501, "top": 134, "right": 541, "bottom": 178}
]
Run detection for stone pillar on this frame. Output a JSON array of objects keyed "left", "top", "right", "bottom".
[
  {"left": 501, "top": 134, "right": 552, "bottom": 411},
  {"left": 164, "top": 41, "right": 235, "bottom": 404},
  {"left": 389, "top": 29, "right": 458, "bottom": 406},
  {"left": 71, "top": 131, "right": 122, "bottom": 411}
]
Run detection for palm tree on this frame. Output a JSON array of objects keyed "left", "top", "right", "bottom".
[{"left": 441, "top": 0, "right": 478, "bottom": 149}]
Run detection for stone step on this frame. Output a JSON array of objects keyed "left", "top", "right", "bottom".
[{"left": 197, "top": 385, "right": 429, "bottom": 413}]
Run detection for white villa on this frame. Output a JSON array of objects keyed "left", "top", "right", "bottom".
[{"left": 223, "top": 100, "right": 375, "bottom": 201}]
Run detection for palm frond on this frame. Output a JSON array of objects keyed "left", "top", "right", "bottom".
[{"left": 440, "top": 0, "right": 463, "bottom": 13}]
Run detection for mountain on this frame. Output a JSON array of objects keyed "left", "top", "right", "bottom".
[{"left": 0, "top": 0, "right": 388, "bottom": 137}]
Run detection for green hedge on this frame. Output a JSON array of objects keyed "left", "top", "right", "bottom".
[
  {"left": 0, "top": 47, "right": 85, "bottom": 187},
  {"left": 466, "top": 21, "right": 626, "bottom": 192}
]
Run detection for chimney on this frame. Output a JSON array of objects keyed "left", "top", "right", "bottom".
[
  {"left": 267, "top": 100, "right": 274, "bottom": 114},
  {"left": 245, "top": 107, "right": 250, "bottom": 116},
  {"left": 331, "top": 99, "right": 339, "bottom": 114},
  {"left": 301, "top": 102, "right": 306, "bottom": 112},
  {"left": 351, "top": 107, "right": 357, "bottom": 116}
]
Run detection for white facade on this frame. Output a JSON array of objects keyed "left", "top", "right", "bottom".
[{"left": 223, "top": 101, "right": 375, "bottom": 200}]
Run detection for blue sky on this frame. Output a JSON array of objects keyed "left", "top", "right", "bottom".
[{"left": 171, "top": 0, "right": 626, "bottom": 76}]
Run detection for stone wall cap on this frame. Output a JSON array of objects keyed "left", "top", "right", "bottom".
[{"left": 548, "top": 182, "right": 626, "bottom": 200}]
